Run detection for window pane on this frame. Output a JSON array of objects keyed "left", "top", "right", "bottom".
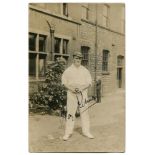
[
  {"left": 63, "top": 39, "right": 68, "bottom": 54},
  {"left": 103, "top": 51, "right": 109, "bottom": 61},
  {"left": 39, "top": 54, "right": 46, "bottom": 77},
  {"left": 39, "top": 35, "right": 46, "bottom": 52},
  {"left": 81, "top": 46, "right": 89, "bottom": 67},
  {"left": 82, "top": 7, "right": 87, "bottom": 19},
  {"left": 82, "top": 60, "right": 88, "bottom": 67},
  {"left": 29, "top": 53, "right": 36, "bottom": 76},
  {"left": 102, "top": 62, "right": 108, "bottom": 71},
  {"left": 29, "top": 33, "right": 36, "bottom": 51},
  {"left": 102, "top": 50, "right": 109, "bottom": 71},
  {"left": 54, "top": 38, "right": 61, "bottom": 53},
  {"left": 117, "top": 58, "right": 121, "bottom": 66},
  {"left": 102, "top": 5, "right": 108, "bottom": 27},
  {"left": 63, "top": 3, "right": 68, "bottom": 16},
  {"left": 83, "top": 51, "right": 88, "bottom": 59},
  {"left": 117, "top": 56, "right": 124, "bottom": 66}
]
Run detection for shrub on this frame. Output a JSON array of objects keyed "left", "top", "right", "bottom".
[{"left": 29, "top": 57, "right": 67, "bottom": 116}]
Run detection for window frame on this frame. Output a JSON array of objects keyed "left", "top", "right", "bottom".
[
  {"left": 81, "top": 46, "right": 89, "bottom": 68},
  {"left": 29, "top": 33, "right": 37, "bottom": 52},
  {"left": 29, "top": 32, "right": 47, "bottom": 80},
  {"left": 117, "top": 55, "right": 124, "bottom": 67},
  {"left": 54, "top": 37, "right": 61, "bottom": 53},
  {"left": 102, "top": 49, "right": 109, "bottom": 73},
  {"left": 63, "top": 39, "right": 69, "bottom": 54},
  {"left": 54, "top": 36, "right": 70, "bottom": 63},
  {"left": 62, "top": 3, "right": 68, "bottom": 17},
  {"left": 39, "top": 34, "right": 46, "bottom": 52},
  {"left": 102, "top": 4, "right": 109, "bottom": 28},
  {"left": 82, "top": 4, "right": 89, "bottom": 20}
]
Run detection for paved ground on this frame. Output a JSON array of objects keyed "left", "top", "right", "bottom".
[{"left": 29, "top": 89, "right": 125, "bottom": 152}]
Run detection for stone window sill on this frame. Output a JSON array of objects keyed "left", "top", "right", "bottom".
[{"left": 29, "top": 78, "right": 45, "bottom": 82}]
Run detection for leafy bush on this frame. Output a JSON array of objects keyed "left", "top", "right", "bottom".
[{"left": 29, "top": 58, "right": 67, "bottom": 116}]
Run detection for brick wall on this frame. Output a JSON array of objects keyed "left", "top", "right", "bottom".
[
  {"left": 80, "top": 20, "right": 125, "bottom": 96},
  {"left": 29, "top": 3, "right": 125, "bottom": 96}
]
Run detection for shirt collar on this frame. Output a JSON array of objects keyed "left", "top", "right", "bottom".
[{"left": 71, "top": 63, "right": 82, "bottom": 69}]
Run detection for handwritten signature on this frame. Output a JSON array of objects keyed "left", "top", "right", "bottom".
[{"left": 61, "top": 96, "right": 97, "bottom": 119}]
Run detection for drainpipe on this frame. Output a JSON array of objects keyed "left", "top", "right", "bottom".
[
  {"left": 94, "top": 4, "right": 98, "bottom": 96},
  {"left": 46, "top": 20, "right": 55, "bottom": 61}
]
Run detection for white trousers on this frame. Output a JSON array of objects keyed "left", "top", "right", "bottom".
[{"left": 65, "top": 91, "right": 90, "bottom": 135}]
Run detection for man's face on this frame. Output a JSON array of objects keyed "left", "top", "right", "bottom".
[{"left": 73, "top": 56, "right": 82, "bottom": 67}]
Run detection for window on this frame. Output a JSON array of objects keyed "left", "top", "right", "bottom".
[
  {"left": 54, "top": 37, "right": 69, "bottom": 54},
  {"left": 39, "top": 54, "right": 46, "bottom": 77},
  {"left": 82, "top": 4, "right": 89, "bottom": 20},
  {"left": 102, "top": 4, "right": 109, "bottom": 27},
  {"left": 63, "top": 3, "right": 68, "bottom": 16},
  {"left": 117, "top": 55, "right": 124, "bottom": 66},
  {"left": 102, "top": 50, "right": 109, "bottom": 72},
  {"left": 54, "top": 37, "right": 61, "bottom": 53},
  {"left": 54, "top": 37, "right": 69, "bottom": 62},
  {"left": 29, "top": 53, "right": 36, "bottom": 76},
  {"left": 117, "top": 55, "right": 124, "bottom": 88},
  {"left": 39, "top": 35, "right": 46, "bottom": 52},
  {"left": 29, "top": 33, "right": 47, "bottom": 79},
  {"left": 29, "top": 33, "right": 36, "bottom": 51},
  {"left": 63, "top": 39, "right": 68, "bottom": 54},
  {"left": 81, "top": 46, "right": 89, "bottom": 67}
]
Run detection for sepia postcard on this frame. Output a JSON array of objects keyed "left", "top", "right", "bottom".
[{"left": 29, "top": 3, "right": 125, "bottom": 152}]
